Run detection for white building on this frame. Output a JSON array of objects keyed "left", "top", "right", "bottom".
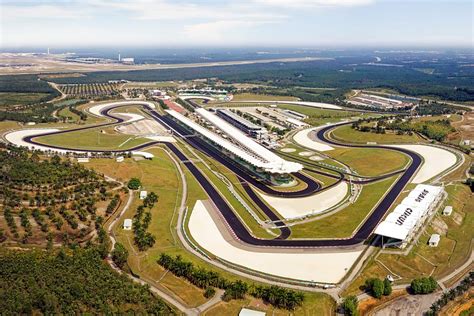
[
  {"left": 442, "top": 206, "right": 453, "bottom": 216},
  {"left": 375, "top": 184, "right": 444, "bottom": 248},
  {"left": 139, "top": 191, "right": 147, "bottom": 200},
  {"left": 123, "top": 219, "right": 132, "bottom": 230},
  {"left": 77, "top": 157, "right": 89, "bottom": 163},
  {"left": 239, "top": 308, "right": 266, "bottom": 316},
  {"left": 428, "top": 234, "right": 440, "bottom": 247},
  {"left": 121, "top": 57, "right": 134, "bottom": 64},
  {"left": 116, "top": 156, "right": 124, "bottom": 162}
]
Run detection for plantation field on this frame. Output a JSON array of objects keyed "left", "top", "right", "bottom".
[
  {"left": 331, "top": 124, "right": 423, "bottom": 144},
  {"left": 0, "top": 92, "right": 51, "bottom": 108},
  {"left": 325, "top": 147, "right": 410, "bottom": 176},
  {"left": 58, "top": 83, "right": 120, "bottom": 96},
  {"left": 36, "top": 127, "right": 151, "bottom": 150},
  {"left": 290, "top": 176, "right": 398, "bottom": 238}
]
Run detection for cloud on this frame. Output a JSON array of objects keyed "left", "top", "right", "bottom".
[
  {"left": 2, "top": 3, "right": 90, "bottom": 20},
  {"left": 182, "top": 19, "right": 275, "bottom": 43},
  {"left": 254, "top": 0, "right": 374, "bottom": 8}
]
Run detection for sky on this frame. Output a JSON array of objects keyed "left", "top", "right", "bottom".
[{"left": 0, "top": 0, "right": 473, "bottom": 48}]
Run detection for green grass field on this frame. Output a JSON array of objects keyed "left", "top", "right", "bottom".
[
  {"left": 325, "top": 147, "right": 410, "bottom": 176},
  {"left": 290, "top": 176, "right": 398, "bottom": 238},
  {"left": 0, "top": 92, "right": 51, "bottom": 108},
  {"left": 232, "top": 92, "right": 299, "bottom": 101},
  {"left": 36, "top": 127, "right": 151, "bottom": 150},
  {"left": 331, "top": 124, "right": 423, "bottom": 144}
]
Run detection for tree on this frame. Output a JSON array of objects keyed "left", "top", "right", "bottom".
[
  {"left": 411, "top": 277, "right": 438, "bottom": 294},
  {"left": 204, "top": 287, "right": 216, "bottom": 298},
  {"left": 365, "top": 278, "right": 385, "bottom": 299},
  {"left": 144, "top": 192, "right": 158, "bottom": 208},
  {"left": 111, "top": 242, "right": 129, "bottom": 269},
  {"left": 127, "top": 178, "right": 141, "bottom": 190},
  {"left": 342, "top": 296, "right": 359, "bottom": 316},
  {"left": 383, "top": 278, "right": 392, "bottom": 296}
]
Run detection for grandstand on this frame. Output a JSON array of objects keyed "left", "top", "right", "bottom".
[
  {"left": 166, "top": 109, "right": 303, "bottom": 183},
  {"left": 375, "top": 184, "right": 444, "bottom": 248}
]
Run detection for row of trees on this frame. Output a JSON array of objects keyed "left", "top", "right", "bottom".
[
  {"left": 175, "top": 98, "right": 195, "bottom": 112},
  {"left": 427, "top": 271, "right": 473, "bottom": 315},
  {"left": 132, "top": 191, "right": 158, "bottom": 251},
  {"left": 106, "top": 194, "right": 121, "bottom": 215},
  {"left": 158, "top": 253, "right": 305, "bottom": 310}
]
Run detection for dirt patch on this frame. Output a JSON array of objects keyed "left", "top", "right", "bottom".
[
  {"left": 451, "top": 112, "right": 474, "bottom": 141},
  {"left": 358, "top": 290, "right": 407, "bottom": 315},
  {"left": 116, "top": 119, "right": 165, "bottom": 135},
  {"left": 39, "top": 73, "right": 86, "bottom": 79},
  {"left": 431, "top": 217, "right": 449, "bottom": 235},
  {"left": 453, "top": 211, "right": 464, "bottom": 225}
]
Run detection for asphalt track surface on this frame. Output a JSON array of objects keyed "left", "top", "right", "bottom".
[{"left": 19, "top": 102, "right": 422, "bottom": 247}]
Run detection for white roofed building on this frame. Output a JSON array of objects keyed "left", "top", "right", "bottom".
[
  {"left": 123, "top": 219, "right": 132, "bottom": 230},
  {"left": 428, "top": 234, "right": 440, "bottom": 247},
  {"left": 375, "top": 184, "right": 445, "bottom": 248}
]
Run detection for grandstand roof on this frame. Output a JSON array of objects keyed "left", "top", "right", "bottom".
[
  {"left": 374, "top": 184, "right": 443, "bottom": 242},
  {"left": 166, "top": 109, "right": 302, "bottom": 174}
]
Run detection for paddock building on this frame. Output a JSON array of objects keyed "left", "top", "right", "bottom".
[
  {"left": 216, "top": 108, "right": 266, "bottom": 138},
  {"left": 374, "top": 184, "right": 444, "bottom": 248}
]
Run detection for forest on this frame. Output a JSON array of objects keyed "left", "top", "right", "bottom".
[
  {"left": 0, "top": 247, "right": 173, "bottom": 314},
  {"left": 27, "top": 57, "right": 474, "bottom": 102}
]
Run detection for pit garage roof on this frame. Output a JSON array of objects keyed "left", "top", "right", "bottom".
[
  {"left": 165, "top": 109, "right": 303, "bottom": 174},
  {"left": 374, "top": 184, "right": 443, "bottom": 241},
  {"left": 195, "top": 108, "right": 302, "bottom": 173}
]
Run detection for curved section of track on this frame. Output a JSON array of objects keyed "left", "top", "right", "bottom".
[{"left": 15, "top": 101, "right": 422, "bottom": 247}]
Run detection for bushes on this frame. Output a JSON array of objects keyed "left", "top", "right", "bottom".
[
  {"left": 365, "top": 278, "right": 382, "bottom": 298},
  {"left": 383, "top": 278, "right": 392, "bottom": 296},
  {"left": 204, "top": 287, "right": 216, "bottom": 298},
  {"left": 341, "top": 296, "right": 358, "bottom": 316},
  {"left": 111, "top": 242, "right": 129, "bottom": 269},
  {"left": 157, "top": 253, "right": 304, "bottom": 310},
  {"left": 127, "top": 178, "right": 141, "bottom": 190},
  {"left": 365, "top": 278, "right": 392, "bottom": 299},
  {"left": 410, "top": 277, "right": 438, "bottom": 294}
]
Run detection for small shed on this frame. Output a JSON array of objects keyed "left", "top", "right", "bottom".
[
  {"left": 428, "top": 234, "right": 440, "bottom": 247},
  {"left": 139, "top": 191, "right": 147, "bottom": 200},
  {"left": 123, "top": 219, "right": 132, "bottom": 230},
  {"left": 239, "top": 308, "right": 266, "bottom": 316},
  {"left": 442, "top": 206, "right": 453, "bottom": 216},
  {"left": 116, "top": 156, "right": 124, "bottom": 162},
  {"left": 77, "top": 157, "right": 89, "bottom": 163}
]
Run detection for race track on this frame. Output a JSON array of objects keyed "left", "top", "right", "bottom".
[{"left": 11, "top": 100, "right": 426, "bottom": 247}]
